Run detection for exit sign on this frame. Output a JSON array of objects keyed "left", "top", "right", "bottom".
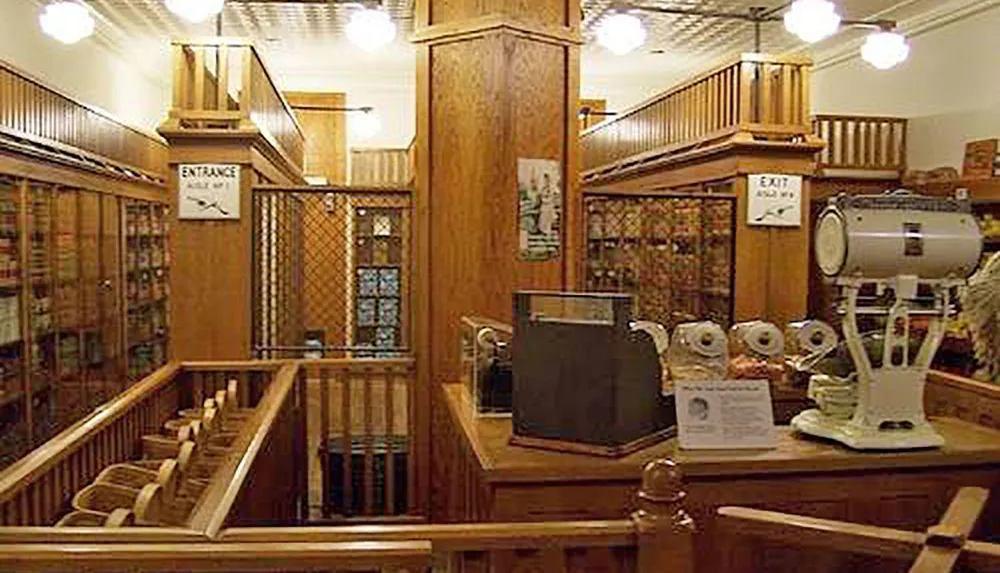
[{"left": 747, "top": 174, "right": 802, "bottom": 227}]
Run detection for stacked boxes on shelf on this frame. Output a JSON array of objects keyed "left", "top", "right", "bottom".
[
  {"left": 585, "top": 186, "right": 735, "bottom": 331},
  {"left": 0, "top": 195, "right": 19, "bottom": 285},
  {"left": 29, "top": 188, "right": 55, "bottom": 383},
  {"left": 125, "top": 200, "right": 169, "bottom": 382},
  {"left": 0, "top": 295, "right": 21, "bottom": 346}
]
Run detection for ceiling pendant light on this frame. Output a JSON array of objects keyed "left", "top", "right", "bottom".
[
  {"left": 352, "top": 108, "right": 382, "bottom": 140},
  {"left": 165, "top": 0, "right": 225, "bottom": 24},
  {"left": 39, "top": 1, "right": 95, "bottom": 45},
  {"left": 596, "top": 12, "right": 647, "bottom": 55},
  {"left": 784, "top": 0, "right": 841, "bottom": 43},
  {"left": 345, "top": 7, "right": 397, "bottom": 52},
  {"left": 861, "top": 30, "right": 910, "bottom": 70}
]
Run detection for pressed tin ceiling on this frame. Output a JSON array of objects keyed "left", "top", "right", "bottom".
[{"left": 67, "top": 0, "right": 932, "bottom": 100}]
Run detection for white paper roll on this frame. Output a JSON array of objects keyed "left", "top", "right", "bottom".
[
  {"left": 674, "top": 321, "right": 727, "bottom": 358},
  {"left": 786, "top": 320, "right": 838, "bottom": 356},
  {"left": 730, "top": 321, "right": 784, "bottom": 358}
]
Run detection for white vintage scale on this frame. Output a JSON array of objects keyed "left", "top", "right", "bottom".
[{"left": 791, "top": 190, "right": 982, "bottom": 450}]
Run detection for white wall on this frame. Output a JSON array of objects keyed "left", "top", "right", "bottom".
[
  {"left": 0, "top": 0, "right": 171, "bottom": 132},
  {"left": 268, "top": 39, "right": 416, "bottom": 151},
  {"left": 811, "top": 1, "right": 1000, "bottom": 170}
]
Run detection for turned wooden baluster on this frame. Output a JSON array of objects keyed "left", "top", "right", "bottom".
[{"left": 632, "top": 459, "right": 696, "bottom": 573}]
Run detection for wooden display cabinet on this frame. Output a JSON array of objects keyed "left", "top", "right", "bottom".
[
  {"left": 0, "top": 182, "right": 170, "bottom": 468},
  {"left": 123, "top": 200, "right": 170, "bottom": 382},
  {"left": 584, "top": 182, "right": 735, "bottom": 330}
]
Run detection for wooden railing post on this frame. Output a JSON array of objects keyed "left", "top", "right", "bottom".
[{"left": 632, "top": 459, "right": 696, "bottom": 573}]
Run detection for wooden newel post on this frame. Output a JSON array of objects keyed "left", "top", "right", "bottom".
[{"left": 633, "top": 459, "right": 696, "bottom": 573}]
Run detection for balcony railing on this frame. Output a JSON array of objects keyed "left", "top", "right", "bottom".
[
  {"left": 581, "top": 53, "right": 814, "bottom": 179},
  {"left": 813, "top": 114, "right": 907, "bottom": 174},
  {"left": 165, "top": 38, "right": 305, "bottom": 172},
  {"left": 0, "top": 360, "right": 695, "bottom": 573}
]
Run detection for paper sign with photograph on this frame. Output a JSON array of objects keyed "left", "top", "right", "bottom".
[
  {"left": 675, "top": 379, "right": 777, "bottom": 450},
  {"left": 518, "top": 158, "right": 562, "bottom": 261}
]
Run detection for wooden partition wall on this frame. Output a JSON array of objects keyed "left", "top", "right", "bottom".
[
  {"left": 0, "top": 60, "right": 166, "bottom": 182},
  {"left": 581, "top": 53, "right": 814, "bottom": 180}
]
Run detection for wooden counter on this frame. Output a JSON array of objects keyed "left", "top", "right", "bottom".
[{"left": 435, "top": 382, "right": 1000, "bottom": 571}]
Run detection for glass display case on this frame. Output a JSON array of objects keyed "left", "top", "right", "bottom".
[{"left": 459, "top": 316, "right": 513, "bottom": 417}]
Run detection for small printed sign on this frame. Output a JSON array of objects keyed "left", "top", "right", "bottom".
[
  {"left": 675, "top": 379, "right": 777, "bottom": 450},
  {"left": 178, "top": 164, "right": 241, "bottom": 220},
  {"left": 747, "top": 174, "right": 802, "bottom": 227}
]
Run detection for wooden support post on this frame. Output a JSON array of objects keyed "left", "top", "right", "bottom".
[
  {"left": 415, "top": 0, "right": 581, "bottom": 520},
  {"left": 632, "top": 459, "right": 696, "bottom": 573}
]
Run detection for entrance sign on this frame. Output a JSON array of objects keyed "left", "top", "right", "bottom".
[{"left": 178, "top": 164, "right": 241, "bottom": 220}]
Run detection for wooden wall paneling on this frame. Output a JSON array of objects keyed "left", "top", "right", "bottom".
[
  {"left": 428, "top": 0, "right": 569, "bottom": 27},
  {"left": 350, "top": 149, "right": 410, "bottom": 186},
  {"left": 413, "top": 40, "right": 432, "bottom": 518},
  {"left": 566, "top": 51, "right": 583, "bottom": 289},
  {"left": 765, "top": 178, "right": 811, "bottom": 326},
  {"left": 168, "top": 159, "right": 252, "bottom": 360},
  {"left": 732, "top": 175, "right": 767, "bottom": 320},
  {"left": 285, "top": 92, "right": 348, "bottom": 184}
]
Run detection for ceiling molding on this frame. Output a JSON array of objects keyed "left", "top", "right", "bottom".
[{"left": 811, "top": 0, "right": 1000, "bottom": 71}]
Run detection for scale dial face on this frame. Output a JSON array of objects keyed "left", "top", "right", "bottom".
[{"left": 815, "top": 210, "right": 848, "bottom": 277}]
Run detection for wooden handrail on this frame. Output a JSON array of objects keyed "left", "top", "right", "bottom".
[
  {"left": 0, "top": 528, "right": 206, "bottom": 544},
  {"left": 179, "top": 360, "right": 286, "bottom": 371},
  {"left": 0, "top": 363, "right": 181, "bottom": 506},
  {"left": 187, "top": 363, "right": 300, "bottom": 535},
  {"left": 220, "top": 520, "right": 637, "bottom": 548},
  {"left": 580, "top": 53, "right": 814, "bottom": 176},
  {"left": 718, "top": 506, "right": 926, "bottom": 561},
  {"left": 0, "top": 59, "right": 167, "bottom": 179},
  {"left": 0, "top": 540, "right": 432, "bottom": 572}
]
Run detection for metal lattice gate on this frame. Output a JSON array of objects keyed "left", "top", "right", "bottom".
[{"left": 252, "top": 187, "right": 412, "bottom": 359}]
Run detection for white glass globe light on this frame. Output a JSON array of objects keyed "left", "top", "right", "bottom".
[
  {"left": 784, "top": 0, "right": 841, "bottom": 43},
  {"left": 346, "top": 8, "right": 397, "bottom": 52},
  {"left": 861, "top": 31, "right": 910, "bottom": 70},
  {"left": 352, "top": 110, "right": 382, "bottom": 140},
  {"left": 165, "top": 0, "right": 225, "bottom": 24},
  {"left": 596, "top": 13, "right": 647, "bottom": 56},
  {"left": 39, "top": 2, "right": 95, "bottom": 45}
]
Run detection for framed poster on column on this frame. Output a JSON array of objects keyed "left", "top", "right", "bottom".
[{"left": 518, "top": 158, "right": 561, "bottom": 261}]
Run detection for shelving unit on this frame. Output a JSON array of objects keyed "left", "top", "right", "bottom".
[
  {"left": 124, "top": 200, "right": 169, "bottom": 382},
  {"left": 584, "top": 183, "right": 736, "bottom": 330},
  {"left": 0, "top": 180, "right": 170, "bottom": 468}
]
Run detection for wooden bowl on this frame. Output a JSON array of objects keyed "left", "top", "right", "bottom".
[
  {"left": 56, "top": 510, "right": 108, "bottom": 527},
  {"left": 72, "top": 483, "right": 139, "bottom": 514}
]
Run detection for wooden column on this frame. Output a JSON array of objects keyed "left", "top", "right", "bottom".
[
  {"left": 160, "top": 132, "right": 304, "bottom": 360},
  {"left": 413, "top": 0, "right": 582, "bottom": 517}
]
